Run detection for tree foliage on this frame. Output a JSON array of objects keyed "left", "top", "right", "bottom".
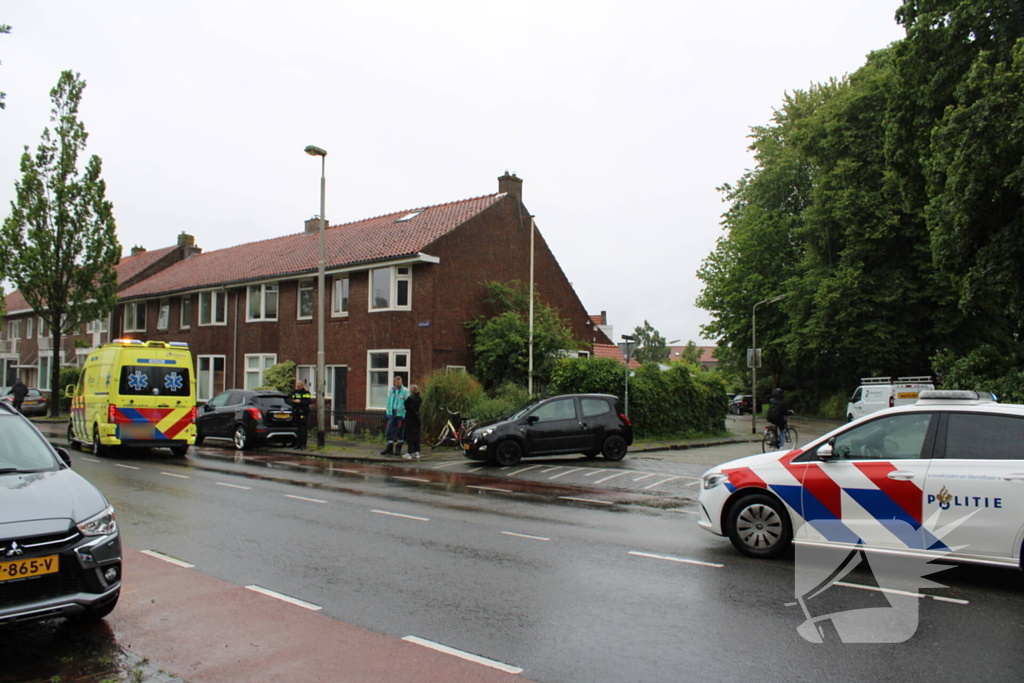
[
  {"left": 0, "top": 24, "right": 10, "bottom": 110},
  {"left": 465, "top": 281, "right": 582, "bottom": 391},
  {"left": 0, "top": 71, "right": 121, "bottom": 413},
  {"left": 631, "top": 320, "right": 668, "bottom": 364},
  {"left": 697, "top": 4, "right": 1024, "bottom": 406}
]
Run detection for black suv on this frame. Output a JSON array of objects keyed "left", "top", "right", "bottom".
[
  {"left": 0, "top": 402, "right": 121, "bottom": 624},
  {"left": 195, "top": 390, "right": 299, "bottom": 450},
  {"left": 463, "top": 393, "right": 633, "bottom": 467}
]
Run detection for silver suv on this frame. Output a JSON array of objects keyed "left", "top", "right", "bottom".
[{"left": 0, "top": 402, "right": 121, "bottom": 624}]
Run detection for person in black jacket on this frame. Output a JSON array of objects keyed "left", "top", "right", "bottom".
[
  {"left": 766, "top": 387, "right": 793, "bottom": 447},
  {"left": 10, "top": 378, "right": 28, "bottom": 414},
  {"left": 403, "top": 384, "right": 423, "bottom": 460},
  {"left": 289, "top": 380, "right": 312, "bottom": 449}
]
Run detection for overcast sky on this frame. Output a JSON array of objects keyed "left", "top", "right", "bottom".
[{"left": 1, "top": 1, "right": 905, "bottom": 345}]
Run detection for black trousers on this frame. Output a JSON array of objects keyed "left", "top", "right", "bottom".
[
  {"left": 296, "top": 414, "right": 309, "bottom": 448},
  {"left": 405, "top": 420, "right": 421, "bottom": 453}
]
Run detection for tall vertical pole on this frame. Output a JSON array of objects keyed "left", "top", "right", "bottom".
[
  {"left": 751, "top": 303, "right": 758, "bottom": 435},
  {"left": 528, "top": 215, "right": 535, "bottom": 396},
  {"left": 316, "top": 156, "right": 327, "bottom": 448}
]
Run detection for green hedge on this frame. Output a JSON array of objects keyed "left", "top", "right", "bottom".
[{"left": 421, "top": 369, "right": 484, "bottom": 441}]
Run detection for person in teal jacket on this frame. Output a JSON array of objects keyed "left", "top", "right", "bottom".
[{"left": 381, "top": 375, "right": 409, "bottom": 456}]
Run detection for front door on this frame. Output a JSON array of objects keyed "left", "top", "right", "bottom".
[
  {"left": 526, "top": 397, "right": 584, "bottom": 454},
  {"left": 794, "top": 412, "right": 937, "bottom": 552}
]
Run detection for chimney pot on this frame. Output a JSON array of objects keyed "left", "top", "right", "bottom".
[
  {"left": 130, "top": 245, "right": 146, "bottom": 256},
  {"left": 177, "top": 232, "right": 195, "bottom": 248},
  {"left": 498, "top": 171, "right": 523, "bottom": 201}
]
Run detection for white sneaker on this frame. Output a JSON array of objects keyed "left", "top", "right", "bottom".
[
  {"left": 402, "top": 453, "right": 413, "bottom": 459},
  {"left": 413, "top": 452, "right": 420, "bottom": 459}
]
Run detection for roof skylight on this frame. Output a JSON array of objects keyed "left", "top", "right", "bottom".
[{"left": 396, "top": 211, "right": 423, "bottom": 222}]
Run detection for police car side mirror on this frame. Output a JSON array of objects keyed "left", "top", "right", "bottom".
[
  {"left": 56, "top": 447, "right": 72, "bottom": 467},
  {"left": 817, "top": 438, "right": 836, "bottom": 462}
]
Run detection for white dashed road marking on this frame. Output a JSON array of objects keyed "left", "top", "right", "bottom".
[
  {"left": 833, "top": 581, "right": 970, "bottom": 605},
  {"left": 216, "top": 482, "right": 251, "bottom": 490},
  {"left": 642, "top": 476, "right": 683, "bottom": 490},
  {"left": 284, "top": 494, "right": 327, "bottom": 504},
  {"left": 632, "top": 473, "right": 657, "bottom": 482},
  {"left": 81, "top": 457, "right": 100, "bottom": 463},
  {"left": 629, "top": 551, "right": 724, "bottom": 568},
  {"left": 246, "top": 585, "right": 322, "bottom": 611},
  {"left": 468, "top": 485, "right": 512, "bottom": 493},
  {"left": 594, "top": 471, "right": 630, "bottom": 484},
  {"left": 372, "top": 509, "right": 429, "bottom": 522},
  {"left": 402, "top": 636, "right": 523, "bottom": 675},
  {"left": 115, "top": 464, "right": 140, "bottom": 470},
  {"left": 394, "top": 476, "right": 430, "bottom": 483},
  {"left": 509, "top": 465, "right": 544, "bottom": 476},
  {"left": 501, "top": 531, "right": 550, "bottom": 541},
  {"left": 559, "top": 496, "right": 613, "bottom": 505},
  {"left": 160, "top": 472, "right": 189, "bottom": 479},
  {"left": 141, "top": 550, "right": 195, "bottom": 568}
]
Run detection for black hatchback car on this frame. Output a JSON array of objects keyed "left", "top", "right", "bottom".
[
  {"left": 195, "top": 390, "right": 298, "bottom": 450},
  {"left": 0, "top": 402, "right": 121, "bottom": 625},
  {"left": 463, "top": 393, "right": 633, "bottom": 467}
]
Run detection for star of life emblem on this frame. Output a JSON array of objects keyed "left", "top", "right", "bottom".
[
  {"left": 127, "top": 371, "right": 148, "bottom": 391},
  {"left": 164, "top": 372, "right": 184, "bottom": 392}
]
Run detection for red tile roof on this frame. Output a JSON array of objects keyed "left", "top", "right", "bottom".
[
  {"left": 589, "top": 314, "right": 604, "bottom": 326},
  {"left": 118, "top": 193, "right": 506, "bottom": 299},
  {"left": 592, "top": 343, "right": 641, "bottom": 369}
]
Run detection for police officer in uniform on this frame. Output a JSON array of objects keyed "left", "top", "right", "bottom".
[{"left": 290, "top": 380, "right": 312, "bottom": 449}]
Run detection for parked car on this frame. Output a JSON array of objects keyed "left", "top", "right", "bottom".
[
  {"left": 195, "top": 390, "right": 299, "bottom": 450},
  {"left": 729, "top": 395, "right": 754, "bottom": 415},
  {"left": 462, "top": 393, "right": 633, "bottom": 467},
  {"left": 0, "top": 401, "right": 121, "bottom": 624},
  {"left": 1, "top": 387, "right": 49, "bottom": 417},
  {"left": 698, "top": 390, "right": 1024, "bottom": 569}
]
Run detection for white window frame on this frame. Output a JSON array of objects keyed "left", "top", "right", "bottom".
[
  {"left": 180, "top": 295, "right": 192, "bottom": 329},
  {"left": 325, "top": 364, "right": 346, "bottom": 402},
  {"left": 38, "top": 317, "right": 47, "bottom": 338},
  {"left": 298, "top": 281, "right": 314, "bottom": 320},
  {"left": 25, "top": 318, "right": 33, "bottom": 340},
  {"left": 366, "top": 349, "right": 410, "bottom": 410},
  {"left": 368, "top": 266, "right": 412, "bottom": 312},
  {"left": 87, "top": 316, "right": 109, "bottom": 334},
  {"left": 446, "top": 365, "right": 467, "bottom": 374},
  {"left": 244, "top": 353, "right": 277, "bottom": 389},
  {"left": 199, "top": 290, "right": 228, "bottom": 326},
  {"left": 197, "top": 354, "right": 226, "bottom": 402},
  {"left": 157, "top": 298, "right": 170, "bottom": 331},
  {"left": 38, "top": 353, "right": 52, "bottom": 391},
  {"left": 5, "top": 320, "right": 20, "bottom": 340},
  {"left": 296, "top": 365, "right": 317, "bottom": 397},
  {"left": 332, "top": 276, "right": 349, "bottom": 317},
  {"left": 247, "top": 283, "right": 279, "bottom": 322},
  {"left": 124, "top": 302, "right": 147, "bottom": 333}
]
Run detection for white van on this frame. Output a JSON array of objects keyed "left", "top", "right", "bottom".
[{"left": 845, "top": 376, "right": 934, "bottom": 422}]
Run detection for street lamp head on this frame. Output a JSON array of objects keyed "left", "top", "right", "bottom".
[
  {"left": 622, "top": 334, "right": 635, "bottom": 341},
  {"left": 304, "top": 145, "right": 327, "bottom": 157}
]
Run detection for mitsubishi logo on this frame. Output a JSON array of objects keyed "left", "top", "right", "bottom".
[{"left": 4, "top": 541, "right": 24, "bottom": 557}]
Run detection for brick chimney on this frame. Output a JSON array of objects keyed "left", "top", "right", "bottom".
[
  {"left": 305, "top": 216, "right": 327, "bottom": 234},
  {"left": 130, "top": 245, "right": 146, "bottom": 256},
  {"left": 498, "top": 171, "right": 523, "bottom": 201},
  {"left": 177, "top": 232, "right": 201, "bottom": 259}
]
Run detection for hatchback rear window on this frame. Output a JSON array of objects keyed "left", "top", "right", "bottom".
[
  {"left": 119, "top": 365, "right": 191, "bottom": 397},
  {"left": 581, "top": 398, "right": 611, "bottom": 418},
  {"left": 253, "top": 395, "right": 290, "bottom": 410}
]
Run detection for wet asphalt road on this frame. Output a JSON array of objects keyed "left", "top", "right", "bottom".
[{"left": 20, "top": 438, "right": 1023, "bottom": 683}]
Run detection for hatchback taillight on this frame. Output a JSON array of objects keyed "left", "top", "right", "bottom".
[{"left": 619, "top": 413, "right": 632, "bottom": 427}]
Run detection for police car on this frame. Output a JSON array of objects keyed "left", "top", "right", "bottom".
[{"left": 697, "top": 391, "right": 1024, "bottom": 568}]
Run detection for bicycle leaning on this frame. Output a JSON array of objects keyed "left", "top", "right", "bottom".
[
  {"left": 762, "top": 423, "right": 798, "bottom": 452},
  {"left": 432, "top": 407, "right": 479, "bottom": 449}
]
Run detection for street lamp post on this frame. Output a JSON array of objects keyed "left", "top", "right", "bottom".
[
  {"left": 304, "top": 145, "right": 328, "bottom": 448},
  {"left": 618, "top": 334, "right": 637, "bottom": 417},
  {"left": 751, "top": 294, "right": 787, "bottom": 435}
]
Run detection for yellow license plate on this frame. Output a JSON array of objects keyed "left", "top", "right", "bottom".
[
  {"left": 119, "top": 424, "right": 155, "bottom": 439},
  {"left": 0, "top": 554, "right": 59, "bottom": 582},
  {"left": 462, "top": 442, "right": 471, "bottom": 450},
  {"left": 273, "top": 412, "right": 291, "bottom": 419}
]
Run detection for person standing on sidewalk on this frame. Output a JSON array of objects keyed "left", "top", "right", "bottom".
[
  {"left": 402, "top": 384, "right": 423, "bottom": 459},
  {"left": 381, "top": 375, "right": 409, "bottom": 456},
  {"left": 289, "top": 380, "right": 312, "bottom": 449},
  {"left": 10, "top": 378, "right": 28, "bottom": 414}
]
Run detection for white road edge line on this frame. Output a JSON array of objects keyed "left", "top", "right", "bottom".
[
  {"left": 284, "top": 494, "right": 328, "bottom": 504},
  {"left": 402, "top": 636, "right": 523, "bottom": 675},
  {"left": 160, "top": 472, "right": 190, "bottom": 479},
  {"left": 141, "top": 550, "right": 194, "bottom": 568},
  {"left": 115, "top": 464, "right": 140, "bottom": 470},
  {"left": 628, "top": 551, "right": 724, "bottom": 568},
  {"left": 468, "top": 485, "right": 512, "bottom": 493},
  {"left": 372, "top": 509, "right": 429, "bottom": 521},
  {"left": 501, "top": 531, "right": 550, "bottom": 541},
  {"left": 559, "top": 496, "right": 613, "bottom": 505},
  {"left": 245, "top": 585, "right": 322, "bottom": 611},
  {"left": 834, "top": 581, "right": 969, "bottom": 605},
  {"left": 216, "top": 482, "right": 251, "bottom": 490}
]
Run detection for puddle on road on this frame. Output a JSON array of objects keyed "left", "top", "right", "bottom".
[{"left": 0, "top": 618, "right": 182, "bottom": 683}]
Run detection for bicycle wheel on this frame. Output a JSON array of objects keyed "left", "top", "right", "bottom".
[
  {"left": 761, "top": 429, "right": 775, "bottom": 453},
  {"left": 784, "top": 426, "right": 798, "bottom": 448},
  {"left": 432, "top": 424, "right": 452, "bottom": 449}
]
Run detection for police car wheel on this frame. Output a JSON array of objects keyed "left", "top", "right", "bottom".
[{"left": 726, "top": 493, "right": 792, "bottom": 559}]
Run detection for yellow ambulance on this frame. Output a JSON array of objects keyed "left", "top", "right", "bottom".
[{"left": 68, "top": 339, "right": 197, "bottom": 456}]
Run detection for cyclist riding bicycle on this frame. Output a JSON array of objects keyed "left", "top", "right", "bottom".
[{"left": 766, "top": 387, "right": 793, "bottom": 448}]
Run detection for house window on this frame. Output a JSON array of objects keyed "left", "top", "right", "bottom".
[
  {"left": 297, "top": 365, "right": 317, "bottom": 396},
  {"left": 39, "top": 355, "right": 52, "bottom": 391},
  {"left": 369, "top": 266, "right": 412, "bottom": 311},
  {"left": 446, "top": 365, "right": 467, "bottom": 374},
  {"left": 247, "top": 284, "right": 279, "bottom": 321},
  {"left": 38, "top": 317, "right": 47, "bottom": 338},
  {"left": 367, "top": 350, "right": 409, "bottom": 409},
  {"left": 197, "top": 355, "right": 226, "bottom": 402},
  {"left": 180, "top": 296, "right": 192, "bottom": 329},
  {"left": 124, "top": 302, "right": 147, "bottom": 333},
  {"left": 332, "top": 276, "right": 349, "bottom": 316},
  {"left": 157, "top": 299, "right": 170, "bottom": 331},
  {"left": 244, "top": 354, "right": 277, "bottom": 389},
  {"left": 25, "top": 319, "right": 33, "bottom": 340},
  {"left": 298, "top": 281, "right": 314, "bottom": 320},
  {"left": 199, "top": 291, "right": 227, "bottom": 326},
  {"left": 87, "top": 317, "right": 109, "bottom": 334},
  {"left": 5, "top": 320, "right": 20, "bottom": 340}
]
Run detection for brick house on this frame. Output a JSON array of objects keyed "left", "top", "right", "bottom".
[
  {"left": 101, "top": 173, "right": 610, "bottom": 418},
  {"left": 1, "top": 235, "right": 201, "bottom": 391}
]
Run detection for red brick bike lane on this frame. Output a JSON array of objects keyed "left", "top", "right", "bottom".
[{"left": 107, "top": 547, "right": 533, "bottom": 683}]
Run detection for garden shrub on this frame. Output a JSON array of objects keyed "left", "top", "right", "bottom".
[
  {"left": 421, "top": 369, "right": 484, "bottom": 440},
  {"left": 58, "top": 366, "right": 82, "bottom": 412},
  {"left": 257, "top": 361, "right": 297, "bottom": 394}
]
